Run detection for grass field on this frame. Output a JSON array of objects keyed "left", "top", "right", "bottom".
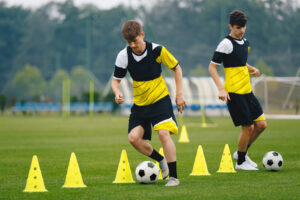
[{"left": 0, "top": 115, "right": 299, "bottom": 200}]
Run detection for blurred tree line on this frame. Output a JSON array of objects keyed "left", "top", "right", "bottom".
[{"left": 0, "top": 0, "right": 300, "bottom": 105}]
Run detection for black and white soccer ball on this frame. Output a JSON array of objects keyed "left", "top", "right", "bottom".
[
  {"left": 262, "top": 151, "right": 283, "bottom": 171},
  {"left": 135, "top": 161, "right": 159, "bottom": 184}
]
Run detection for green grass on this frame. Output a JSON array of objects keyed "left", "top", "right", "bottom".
[{"left": 0, "top": 115, "right": 299, "bottom": 200}]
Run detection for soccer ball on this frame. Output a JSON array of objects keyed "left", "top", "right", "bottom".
[
  {"left": 262, "top": 151, "right": 283, "bottom": 171},
  {"left": 135, "top": 161, "right": 159, "bottom": 184}
]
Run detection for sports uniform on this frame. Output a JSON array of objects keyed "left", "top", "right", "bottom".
[
  {"left": 114, "top": 41, "right": 179, "bottom": 139},
  {"left": 211, "top": 35, "right": 265, "bottom": 126}
]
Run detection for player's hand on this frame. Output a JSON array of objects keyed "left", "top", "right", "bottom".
[
  {"left": 250, "top": 67, "right": 260, "bottom": 77},
  {"left": 115, "top": 93, "right": 124, "bottom": 104},
  {"left": 176, "top": 94, "right": 186, "bottom": 113},
  {"left": 219, "top": 88, "right": 230, "bottom": 104}
]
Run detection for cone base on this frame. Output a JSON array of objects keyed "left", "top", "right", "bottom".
[
  {"left": 217, "top": 170, "right": 236, "bottom": 173},
  {"left": 113, "top": 180, "right": 135, "bottom": 184},
  {"left": 23, "top": 189, "right": 48, "bottom": 192},
  {"left": 190, "top": 173, "right": 211, "bottom": 176},
  {"left": 62, "top": 184, "right": 87, "bottom": 188}
]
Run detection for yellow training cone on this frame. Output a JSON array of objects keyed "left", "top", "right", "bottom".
[
  {"left": 23, "top": 155, "right": 48, "bottom": 192},
  {"left": 113, "top": 150, "right": 135, "bottom": 183},
  {"left": 217, "top": 144, "right": 236, "bottom": 173},
  {"left": 155, "top": 148, "right": 169, "bottom": 180},
  {"left": 62, "top": 152, "right": 87, "bottom": 188},
  {"left": 178, "top": 124, "right": 190, "bottom": 143},
  {"left": 190, "top": 145, "right": 210, "bottom": 176}
]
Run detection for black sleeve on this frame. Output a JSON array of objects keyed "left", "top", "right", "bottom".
[
  {"left": 114, "top": 66, "right": 127, "bottom": 79},
  {"left": 211, "top": 51, "right": 224, "bottom": 64}
]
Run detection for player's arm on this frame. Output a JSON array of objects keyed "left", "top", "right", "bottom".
[
  {"left": 172, "top": 64, "right": 186, "bottom": 113},
  {"left": 246, "top": 63, "right": 260, "bottom": 77},
  {"left": 159, "top": 46, "right": 186, "bottom": 113},
  {"left": 208, "top": 62, "right": 230, "bottom": 104},
  {"left": 112, "top": 49, "right": 128, "bottom": 104},
  {"left": 111, "top": 78, "right": 124, "bottom": 104}
]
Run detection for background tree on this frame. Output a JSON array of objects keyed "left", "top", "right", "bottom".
[
  {"left": 0, "top": 3, "right": 29, "bottom": 92},
  {"left": 10, "top": 65, "right": 46, "bottom": 100},
  {"left": 0, "top": 94, "right": 6, "bottom": 114},
  {"left": 48, "top": 69, "right": 70, "bottom": 101},
  {"left": 1, "top": 0, "right": 300, "bottom": 102},
  {"left": 256, "top": 59, "right": 274, "bottom": 76},
  {"left": 70, "top": 66, "right": 90, "bottom": 98},
  {"left": 188, "top": 64, "right": 208, "bottom": 76}
]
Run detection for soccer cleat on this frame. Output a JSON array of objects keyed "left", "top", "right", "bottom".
[
  {"left": 235, "top": 161, "right": 258, "bottom": 170},
  {"left": 165, "top": 177, "right": 180, "bottom": 187},
  {"left": 233, "top": 151, "right": 258, "bottom": 168},
  {"left": 159, "top": 157, "right": 169, "bottom": 179}
]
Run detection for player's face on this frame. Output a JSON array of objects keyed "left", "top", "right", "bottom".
[
  {"left": 229, "top": 24, "right": 246, "bottom": 40},
  {"left": 127, "top": 32, "right": 146, "bottom": 55}
]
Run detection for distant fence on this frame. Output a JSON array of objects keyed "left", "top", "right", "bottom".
[
  {"left": 12, "top": 102, "right": 113, "bottom": 112},
  {"left": 12, "top": 101, "right": 228, "bottom": 115}
]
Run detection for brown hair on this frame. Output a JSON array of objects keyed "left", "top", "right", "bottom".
[
  {"left": 230, "top": 10, "right": 247, "bottom": 27},
  {"left": 121, "top": 20, "right": 143, "bottom": 42}
]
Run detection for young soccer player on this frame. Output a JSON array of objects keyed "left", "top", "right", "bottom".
[
  {"left": 112, "top": 20, "right": 186, "bottom": 185},
  {"left": 208, "top": 10, "right": 267, "bottom": 170}
]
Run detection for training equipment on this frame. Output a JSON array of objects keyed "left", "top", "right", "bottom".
[
  {"left": 262, "top": 151, "right": 283, "bottom": 171},
  {"left": 165, "top": 177, "right": 180, "bottom": 187},
  {"left": 135, "top": 161, "right": 159, "bottom": 184},
  {"left": 63, "top": 152, "right": 87, "bottom": 188},
  {"left": 62, "top": 79, "right": 71, "bottom": 118},
  {"left": 217, "top": 144, "right": 236, "bottom": 173},
  {"left": 190, "top": 145, "right": 210, "bottom": 176},
  {"left": 23, "top": 155, "right": 47, "bottom": 192},
  {"left": 233, "top": 151, "right": 258, "bottom": 168},
  {"left": 178, "top": 124, "right": 190, "bottom": 143},
  {"left": 113, "top": 150, "right": 135, "bottom": 183},
  {"left": 252, "top": 75, "right": 300, "bottom": 118}
]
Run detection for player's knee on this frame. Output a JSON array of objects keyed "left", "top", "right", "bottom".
[
  {"left": 260, "top": 121, "right": 267, "bottom": 131},
  {"left": 244, "top": 125, "right": 254, "bottom": 135},
  {"left": 128, "top": 133, "right": 139, "bottom": 145},
  {"left": 158, "top": 130, "right": 170, "bottom": 143}
]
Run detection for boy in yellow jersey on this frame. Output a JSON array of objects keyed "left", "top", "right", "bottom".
[
  {"left": 208, "top": 10, "right": 267, "bottom": 170},
  {"left": 112, "top": 20, "right": 186, "bottom": 186}
]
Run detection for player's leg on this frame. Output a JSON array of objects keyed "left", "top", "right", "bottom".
[
  {"left": 128, "top": 125, "right": 153, "bottom": 156},
  {"left": 235, "top": 125, "right": 258, "bottom": 170},
  {"left": 157, "top": 129, "right": 179, "bottom": 186},
  {"left": 249, "top": 120, "right": 267, "bottom": 146},
  {"left": 248, "top": 93, "right": 267, "bottom": 147},
  {"left": 238, "top": 125, "right": 253, "bottom": 156},
  {"left": 234, "top": 120, "right": 266, "bottom": 167},
  {"left": 149, "top": 95, "right": 179, "bottom": 185},
  {"left": 158, "top": 129, "right": 176, "bottom": 162},
  {"left": 128, "top": 120, "right": 166, "bottom": 175}
]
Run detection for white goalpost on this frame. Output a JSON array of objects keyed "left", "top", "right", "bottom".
[{"left": 252, "top": 69, "right": 300, "bottom": 119}]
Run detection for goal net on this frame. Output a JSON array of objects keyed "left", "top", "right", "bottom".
[{"left": 252, "top": 76, "right": 300, "bottom": 118}]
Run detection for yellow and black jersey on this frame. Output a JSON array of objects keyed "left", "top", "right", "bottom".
[
  {"left": 211, "top": 35, "right": 252, "bottom": 94},
  {"left": 114, "top": 41, "right": 178, "bottom": 106}
]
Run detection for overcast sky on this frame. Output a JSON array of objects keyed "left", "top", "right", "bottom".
[{"left": 0, "top": 0, "right": 155, "bottom": 10}]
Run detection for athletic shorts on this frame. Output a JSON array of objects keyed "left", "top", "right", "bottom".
[
  {"left": 128, "top": 95, "right": 178, "bottom": 140},
  {"left": 227, "top": 92, "right": 265, "bottom": 126}
]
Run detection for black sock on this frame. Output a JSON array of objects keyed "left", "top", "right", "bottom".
[
  {"left": 149, "top": 149, "right": 163, "bottom": 162},
  {"left": 237, "top": 151, "right": 246, "bottom": 165},
  {"left": 168, "top": 161, "right": 177, "bottom": 179}
]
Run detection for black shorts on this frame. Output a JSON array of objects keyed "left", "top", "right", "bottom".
[
  {"left": 128, "top": 95, "right": 177, "bottom": 140},
  {"left": 227, "top": 92, "right": 264, "bottom": 126}
]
